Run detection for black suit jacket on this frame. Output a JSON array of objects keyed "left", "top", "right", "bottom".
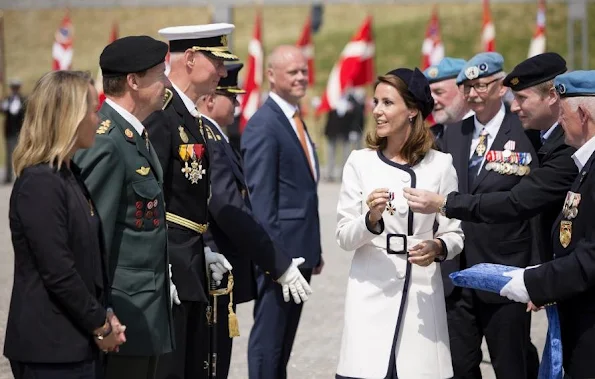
[
  {"left": 2, "top": 94, "right": 25, "bottom": 137},
  {"left": 440, "top": 110, "right": 537, "bottom": 302},
  {"left": 201, "top": 117, "right": 292, "bottom": 303},
  {"left": 144, "top": 88, "right": 210, "bottom": 302},
  {"left": 525, "top": 151, "right": 595, "bottom": 378},
  {"left": 445, "top": 124, "right": 577, "bottom": 263},
  {"left": 4, "top": 163, "right": 108, "bottom": 363}
]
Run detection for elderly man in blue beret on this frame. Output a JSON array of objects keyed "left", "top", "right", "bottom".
[
  {"left": 500, "top": 70, "right": 595, "bottom": 379},
  {"left": 424, "top": 57, "right": 473, "bottom": 146},
  {"left": 416, "top": 52, "right": 539, "bottom": 379}
]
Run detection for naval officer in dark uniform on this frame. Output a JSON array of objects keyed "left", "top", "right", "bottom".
[
  {"left": 197, "top": 63, "right": 312, "bottom": 378},
  {"left": 405, "top": 53, "right": 576, "bottom": 264},
  {"left": 143, "top": 24, "right": 236, "bottom": 379},
  {"left": 423, "top": 57, "right": 473, "bottom": 148},
  {"left": 74, "top": 36, "right": 174, "bottom": 379},
  {"left": 500, "top": 70, "right": 595, "bottom": 379}
]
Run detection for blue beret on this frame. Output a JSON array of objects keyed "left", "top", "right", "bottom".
[
  {"left": 456, "top": 52, "right": 504, "bottom": 85},
  {"left": 424, "top": 58, "right": 467, "bottom": 84},
  {"left": 100, "top": 36, "right": 168, "bottom": 78},
  {"left": 554, "top": 70, "right": 595, "bottom": 98}
]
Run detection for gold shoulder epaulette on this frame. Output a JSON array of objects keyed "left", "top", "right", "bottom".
[
  {"left": 96, "top": 119, "right": 113, "bottom": 135},
  {"left": 162, "top": 88, "right": 173, "bottom": 110}
]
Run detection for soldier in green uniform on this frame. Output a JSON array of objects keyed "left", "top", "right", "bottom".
[
  {"left": 73, "top": 36, "right": 175, "bottom": 379},
  {"left": 144, "top": 25, "right": 235, "bottom": 379}
]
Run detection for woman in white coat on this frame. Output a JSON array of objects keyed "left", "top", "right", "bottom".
[{"left": 335, "top": 68, "right": 464, "bottom": 379}]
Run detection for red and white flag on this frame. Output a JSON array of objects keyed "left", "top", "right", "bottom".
[
  {"left": 96, "top": 22, "right": 118, "bottom": 106},
  {"left": 528, "top": 0, "right": 546, "bottom": 58},
  {"left": 481, "top": 0, "right": 495, "bottom": 52},
  {"left": 239, "top": 12, "right": 263, "bottom": 131},
  {"left": 421, "top": 6, "right": 444, "bottom": 70},
  {"left": 317, "top": 16, "right": 375, "bottom": 114},
  {"left": 52, "top": 12, "right": 74, "bottom": 70},
  {"left": 296, "top": 15, "right": 315, "bottom": 86}
]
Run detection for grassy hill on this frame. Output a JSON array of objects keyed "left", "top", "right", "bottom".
[{"left": 1, "top": 2, "right": 594, "bottom": 163}]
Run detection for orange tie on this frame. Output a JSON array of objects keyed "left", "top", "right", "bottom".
[{"left": 293, "top": 111, "right": 315, "bottom": 177}]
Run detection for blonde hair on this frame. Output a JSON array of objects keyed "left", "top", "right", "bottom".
[
  {"left": 366, "top": 74, "right": 434, "bottom": 166},
  {"left": 13, "top": 70, "right": 92, "bottom": 177}
]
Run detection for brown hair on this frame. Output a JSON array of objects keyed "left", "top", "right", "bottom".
[
  {"left": 103, "top": 70, "right": 147, "bottom": 97},
  {"left": 532, "top": 79, "right": 555, "bottom": 97},
  {"left": 365, "top": 74, "right": 434, "bottom": 166}
]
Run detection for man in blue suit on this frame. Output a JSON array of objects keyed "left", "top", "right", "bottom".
[
  {"left": 241, "top": 45, "right": 324, "bottom": 379},
  {"left": 197, "top": 62, "right": 312, "bottom": 378}
]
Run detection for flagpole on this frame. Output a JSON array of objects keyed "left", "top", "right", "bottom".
[{"left": 0, "top": 10, "right": 6, "bottom": 99}]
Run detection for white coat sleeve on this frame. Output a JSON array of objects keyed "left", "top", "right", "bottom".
[
  {"left": 336, "top": 151, "right": 382, "bottom": 251},
  {"left": 434, "top": 154, "right": 465, "bottom": 260}
]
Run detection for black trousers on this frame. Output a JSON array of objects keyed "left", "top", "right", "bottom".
[
  {"left": 247, "top": 268, "right": 312, "bottom": 379},
  {"left": 11, "top": 360, "right": 97, "bottom": 379},
  {"left": 105, "top": 355, "right": 159, "bottom": 379},
  {"left": 214, "top": 301, "right": 236, "bottom": 379},
  {"left": 155, "top": 301, "right": 210, "bottom": 379},
  {"left": 447, "top": 288, "right": 538, "bottom": 379}
]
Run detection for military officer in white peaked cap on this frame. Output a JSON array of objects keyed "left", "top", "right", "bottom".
[{"left": 144, "top": 24, "right": 236, "bottom": 379}]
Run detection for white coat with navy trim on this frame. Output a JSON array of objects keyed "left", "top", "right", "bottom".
[{"left": 335, "top": 148, "right": 464, "bottom": 379}]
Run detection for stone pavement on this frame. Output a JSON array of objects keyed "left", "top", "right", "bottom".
[{"left": 0, "top": 181, "right": 547, "bottom": 379}]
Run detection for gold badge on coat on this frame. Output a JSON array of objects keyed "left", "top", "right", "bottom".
[
  {"left": 560, "top": 220, "right": 572, "bottom": 248},
  {"left": 136, "top": 166, "right": 150, "bottom": 176},
  {"left": 178, "top": 126, "right": 189, "bottom": 143},
  {"left": 124, "top": 128, "right": 134, "bottom": 139}
]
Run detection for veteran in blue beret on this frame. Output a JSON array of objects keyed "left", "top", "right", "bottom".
[
  {"left": 499, "top": 71, "right": 595, "bottom": 378},
  {"left": 416, "top": 50, "right": 540, "bottom": 379},
  {"left": 423, "top": 57, "right": 473, "bottom": 146},
  {"left": 73, "top": 35, "right": 174, "bottom": 379}
]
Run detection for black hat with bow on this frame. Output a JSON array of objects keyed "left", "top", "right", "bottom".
[{"left": 385, "top": 67, "right": 434, "bottom": 120}]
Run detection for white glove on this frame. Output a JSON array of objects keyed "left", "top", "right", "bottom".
[
  {"left": 276, "top": 257, "right": 313, "bottom": 304},
  {"left": 168, "top": 264, "right": 181, "bottom": 307},
  {"left": 499, "top": 269, "right": 530, "bottom": 303},
  {"left": 204, "top": 246, "right": 233, "bottom": 286}
]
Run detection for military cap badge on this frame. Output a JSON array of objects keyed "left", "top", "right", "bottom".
[
  {"left": 465, "top": 66, "right": 480, "bottom": 80},
  {"left": 510, "top": 77, "right": 520, "bottom": 86},
  {"left": 427, "top": 67, "right": 439, "bottom": 79}
]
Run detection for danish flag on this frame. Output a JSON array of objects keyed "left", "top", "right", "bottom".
[
  {"left": 528, "top": 0, "right": 546, "bottom": 58},
  {"left": 317, "top": 16, "right": 375, "bottom": 114},
  {"left": 96, "top": 22, "right": 118, "bottom": 106},
  {"left": 52, "top": 12, "right": 74, "bottom": 70},
  {"left": 481, "top": 0, "right": 496, "bottom": 52},
  {"left": 239, "top": 12, "right": 263, "bottom": 131},
  {"left": 421, "top": 6, "right": 444, "bottom": 70},
  {"left": 296, "top": 15, "right": 315, "bottom": 86}
]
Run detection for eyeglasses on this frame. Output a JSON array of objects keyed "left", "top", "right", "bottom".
[{"left": 461, "top": 78, "right": 501, "bottom": 94}]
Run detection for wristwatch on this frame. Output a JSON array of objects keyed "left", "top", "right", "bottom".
[
  {"left": 438, "top": 197, "right": 447, "bottom": 217},
  {"left": 93, "top": 320, "right": 113, "bottom": 340}
]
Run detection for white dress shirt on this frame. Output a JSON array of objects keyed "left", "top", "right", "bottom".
[
  {"left": 572, "top": 134, "right": 595, "bottom": 171},
  {"left": 469, "top": 103, "right": 506, "bottom": 174},
  {"left": 541, "top": 122, "right": 559, "bottom": 142},
  {"left": 202, "top": 114, "right": 229, "bottom": 143},
  {"left": 105, "top": 98, "right": 145, "bottom": 137},
  {"left": 268, "top": 92, "right": 318, "bottom": 180},
  {"left": 171, "top": 83, "right": 200, "bottom": 118}
]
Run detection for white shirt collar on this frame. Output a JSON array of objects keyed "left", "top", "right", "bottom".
[
  {"left": 541, "top": 122, "right": 559, "bottom": 141},
  {"left": 201, "top": 114, "right": 229, "bottom": 143},
  {"left": 572, "top": 135, "right": 595, "bottom": 171},
  {"left": 463, "top": 110, "right": 475, "bottom": 120},
  {"left": 473, "top": 103, "right": 505, "bottom": 138},
  {"left": 171, "top": 82, "right": 200, "bottom": 118},
  {"left": 105, "top": 98, "right": 145, "bottom": 136},
  {"left": 268, "top": 91, "right": 298, "bottom": 121}
]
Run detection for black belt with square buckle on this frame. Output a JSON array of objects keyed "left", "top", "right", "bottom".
[{"left": 387, "top": 233, "right": 407, "bottom": 255}]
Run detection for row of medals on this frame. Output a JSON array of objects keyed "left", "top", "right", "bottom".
[
  {"left": 560, "top": 191, "right": 580, "bottom": 248},
  {"left": 481, "top": 147, "right": 532, "bottom": 176}
]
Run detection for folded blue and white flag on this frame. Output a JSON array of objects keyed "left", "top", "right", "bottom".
[{"left": 450, "top": 263, "right": 562, "bottom": 379}]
